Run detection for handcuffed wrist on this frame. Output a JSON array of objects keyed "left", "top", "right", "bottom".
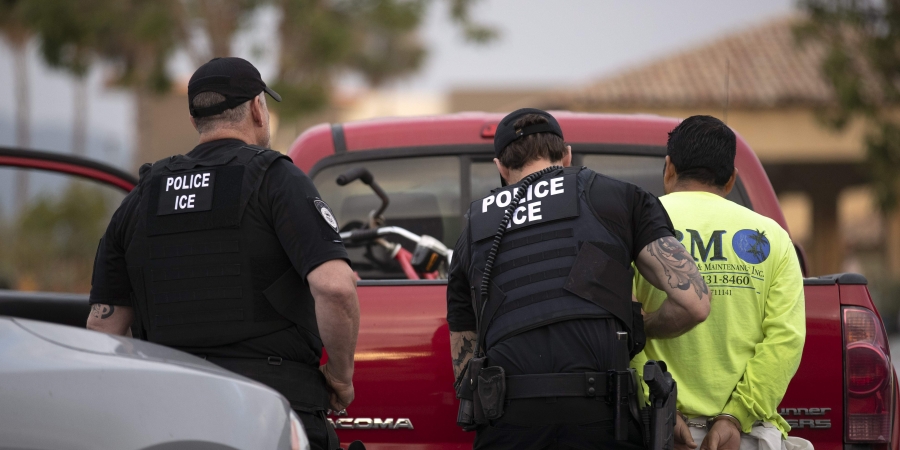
[{"left": 708, "top": 413, "right": 742, "bottom": 432}]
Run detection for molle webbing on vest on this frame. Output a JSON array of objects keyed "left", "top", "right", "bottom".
[
  {"left": 494, "top": 247, "right": 577, "bottom": 276},
  {"left": 500, "top": 267, "right": 571, "bottom": 291},
  {"left": 149, "top": 240, "right": 239, "bottom": 259},
  {"left": 151, "top": 264, "right": 241, "bottom": 282},
  {"left": 498, "top": 228, "right": 574, "bottom": 253},
  {"left": 493, "top": 288, "right": 570, "bottom": 319},
  {"left": 155, "top": 308, "right": 244, "bottom": 327},
  {"left": 154, "top": 287, "right": 242, "bottom": 304}
]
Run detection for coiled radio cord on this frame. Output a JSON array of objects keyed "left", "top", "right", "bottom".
[{"left": 475, "top": 165, "right": 563, "bottom": 356}]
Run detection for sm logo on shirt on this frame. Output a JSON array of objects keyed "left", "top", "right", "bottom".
[{"left": 674, "top": 229, "right": 771, "bottom": 265}]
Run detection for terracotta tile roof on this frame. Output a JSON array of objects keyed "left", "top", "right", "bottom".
[{"left": 542, "top": 16, "right": 834, "bottom": 110}]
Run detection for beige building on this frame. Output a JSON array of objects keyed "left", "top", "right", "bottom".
[{"left": 512, "top": 17, "right": 887, "bottom": 278}]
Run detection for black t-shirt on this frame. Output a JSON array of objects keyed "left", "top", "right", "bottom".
[
  {"left": 89, "top": 139, "right": 349, "bottom": 365},
  {"left": 446, "top": 169, "right": 674, "bottom": 375}
]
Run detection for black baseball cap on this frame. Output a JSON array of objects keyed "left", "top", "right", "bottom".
[
  {"left": 493, "top": 108, "right": 564, "bottom": 158},
  {"left": 187, "top": 57, "right": 281, "bottom": 118}
]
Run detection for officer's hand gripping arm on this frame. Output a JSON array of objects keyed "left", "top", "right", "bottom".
[
  {"left": 309, "top": 259, "right": 360, "bottom": 411},
  {"left": 635, "top": 236, "right": 710, "bottom": 338},
  {"left": 86, "top": 304, "right": 134, "bottom": 336}
]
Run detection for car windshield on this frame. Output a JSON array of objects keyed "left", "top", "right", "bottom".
[{"left": 313, "top": 151, "right": 749, "bottom": 279}]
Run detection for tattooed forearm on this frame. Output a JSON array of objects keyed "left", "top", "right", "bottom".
[
  {"left": 449, "top": 330, "right": 477, "bottom": 379},
  {"left": 646, "top": 236, "right": 708, "bottom": 299},
  {"left": 86, "top": 304, "right": 134, "bottom": 336},
  {"left": 90, "top": 304, "right": 115, "bottom": 319}
]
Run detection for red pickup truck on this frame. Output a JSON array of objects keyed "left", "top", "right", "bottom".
[
  {"left": 286, "top": 112, "right": 899, "bottom": 450},
  {"left": 0, "top": 112, "right": 896, "bottom": 450}
]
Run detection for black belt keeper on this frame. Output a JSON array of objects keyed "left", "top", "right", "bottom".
[{"left": 202, "top": 356, "right": 330, "bottom": 413}]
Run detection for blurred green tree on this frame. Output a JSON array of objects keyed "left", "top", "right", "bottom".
[
  {"left": 10, "top": 182, "right": 113, "bottom": 292},
  {"left": 796, "top": 0, "right": 900, "bottom": 212},
  {"left": 0, "top": 0, "right": 33, "bottom": 212},
  {"left": 23, "top": 0, "right": 112, "bottom": 155},
  {"left": 22, "top": 0, "right": 495, "bottom": 149},
  {"left": 22, "top": 0, "right": 182, "bottom": 165}
]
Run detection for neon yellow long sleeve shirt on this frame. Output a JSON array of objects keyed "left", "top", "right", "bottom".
[{"left": 632, "top": 191, "right": 806, "bottom": 437}]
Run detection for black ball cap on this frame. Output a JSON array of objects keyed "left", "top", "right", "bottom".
[
  {"left": 493, "top": 108, "right": 564, "bottom": 158},
  {"left": 187, "top": 57, "right": 281, "bottom": 118}
]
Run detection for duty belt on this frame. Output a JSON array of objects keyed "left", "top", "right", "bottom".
[{"left": 506, "top": 372, "right": 610, "bottom": 400}]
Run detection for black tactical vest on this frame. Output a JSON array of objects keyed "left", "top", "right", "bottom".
[
  {"left": 125, "top": 144, "right": 319, "bottom": 348},
  {"left": 468, "top": 167, "right": 640, "bottom": 353}
]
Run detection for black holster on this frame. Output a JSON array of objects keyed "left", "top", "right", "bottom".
[
  {"left": 456, "top": 356, "right": 508, "bottom": 430},
  {"left": 455, "top": 356, "right": 484, "bottom": 431},
  {"left": 477, "top": 365, "right": 506, "bottom": 420},
  {"left": 641, "top": 360, "right": 677, "bottom": 450}
]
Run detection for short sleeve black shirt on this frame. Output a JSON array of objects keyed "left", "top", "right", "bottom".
[
  {"left": 89, "top": 139, "right": 349, "bottom": 365},
  {"left": 446, "top": 169, "right": 673, "bottom": 375}
]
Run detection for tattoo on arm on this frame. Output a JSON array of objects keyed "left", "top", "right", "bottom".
[
  {"left": 647, "top": 236, "right": 708, "bottom": 299},
  {"left": 91, "top": 304, "right": 116, "bottom": 319},
  {"left": 450, "top": 331, "right": 477, "bottom": 379}
]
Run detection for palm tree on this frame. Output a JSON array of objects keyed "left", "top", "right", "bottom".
[{"left": 0, "top": 0, "right": 32, "bottom": 214}]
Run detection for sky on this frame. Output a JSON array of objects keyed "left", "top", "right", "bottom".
[
  {"left": 0, "top": 0, "right": 796, "bottom": 172},
  {"left": 399, "top": 0, "right": 796, "bottom": 91}
]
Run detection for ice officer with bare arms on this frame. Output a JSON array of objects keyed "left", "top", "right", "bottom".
[
  {"left": 86, "top": 57, "right": 359, "bottom": 450},
  {"left": 447, "top": 108, "right": 711, "bottom": 449}
]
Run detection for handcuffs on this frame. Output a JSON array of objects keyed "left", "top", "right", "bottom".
[{"left": 678, "top": 410, "right": 742, "bottom": 431}]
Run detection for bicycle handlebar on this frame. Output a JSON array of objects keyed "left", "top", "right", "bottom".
[{"left": 336, "top": 167, "right": 374, "bottom": 186}]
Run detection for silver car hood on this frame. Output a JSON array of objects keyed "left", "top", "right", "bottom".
[
  {"left": 0, "top": 316, "right": 298, "bottom": 450},
  {"left": 10, "top": 316, "right": 240, "bottom": 378}
]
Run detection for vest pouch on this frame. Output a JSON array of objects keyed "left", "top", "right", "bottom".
[
  {"left": 563, "top": 241, "right": 634, "bottom": 342},
  {"left": 477, "top": 366, "right": 506, "bottom": 420}
]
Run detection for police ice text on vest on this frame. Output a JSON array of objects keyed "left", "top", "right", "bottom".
[
  {"left": 166, "top": 172, "right": 211, "bottom": 211},
  {"left": 482, "top": 176, "right": 565, "bottom": 227}
]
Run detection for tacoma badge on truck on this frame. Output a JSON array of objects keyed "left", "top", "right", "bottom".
[{"left": 327, "top": 418, "right": 414, "bottom": 430}]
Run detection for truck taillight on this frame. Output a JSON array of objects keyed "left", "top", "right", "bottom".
[{"left": 843, "top": 307, "right": 894, "bottom": 443}]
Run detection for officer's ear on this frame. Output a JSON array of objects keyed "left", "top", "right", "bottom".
[
  {"left": 722, "top": 167, "right": 739, "bottom": 196},
  {"left": 663, "top": 156, "right": 678, "bottom": 195},
  {"left": 189, "top": 116, "right": 198, "bottom": 132},
  {"left": 560, "top": 145, "right": 572, "bottom": 167},
  {"left": 494, "top": 158, "right": 511, "bottom": 186},
  {"left": 249, "top": 95, "right": 265, "bottom": 127}
]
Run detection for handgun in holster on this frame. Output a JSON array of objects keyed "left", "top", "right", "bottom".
[{"left": 642, "top": 360, "right": 677, "bottom": 450}]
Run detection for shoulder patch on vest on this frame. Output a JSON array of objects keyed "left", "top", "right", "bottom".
[{"left": 312, "top": 198, "right": 339, "bottom": 232}]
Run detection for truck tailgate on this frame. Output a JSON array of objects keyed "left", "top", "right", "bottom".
[{"left": 779, "top": 281, "right": 843, "bottom": 450}]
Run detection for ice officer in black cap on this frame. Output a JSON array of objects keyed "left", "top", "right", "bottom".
[
  {"left": 447, "top": 108, "right": 711, "bottom": 449},
  {"left": 87, "top": 57, "right": 359, "bottom": 450}
]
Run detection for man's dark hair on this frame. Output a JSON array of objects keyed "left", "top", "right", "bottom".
[
  {"left": 666, "top": 115, "right": 736, "bottom": 187},
  {"left": 499, "top": 114, "right": 567, "bottom": 170}
]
